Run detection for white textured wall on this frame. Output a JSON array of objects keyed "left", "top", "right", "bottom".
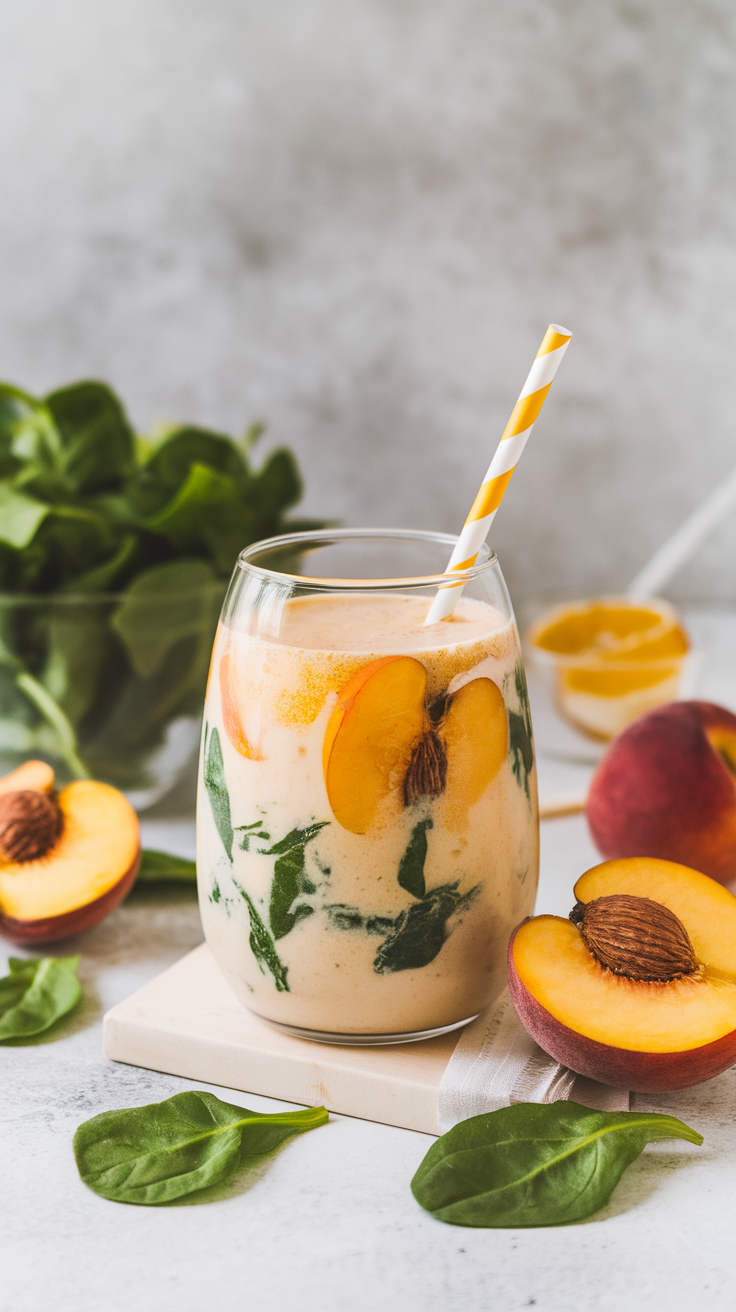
[{"left": 2, "top": 0, "right": 736, "bottom": 602}]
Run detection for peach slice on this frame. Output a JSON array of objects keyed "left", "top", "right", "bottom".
[
  {"left": 443, "top": 677, "right": 508, "bottom": 811},
  {"left": 322, "top": 656, "right": 427, "bottom": 833},
  {"left": 0, "top": 760, "right": 54, "bottom": 796},
  {"left": 508, "top": 856, "right": 736, "bottom": 1092},
  {"left": 219, "top": 650, "right": 261, "bottom": 760},
  {"left": 0, "top": 780, "right": 140, "bottom": 944},
  {"left": 323, "top": 659, "right": 509, "bottom": 833}
]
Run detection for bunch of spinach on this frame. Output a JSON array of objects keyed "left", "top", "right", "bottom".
[
  {"left": 0, "top": 379, "right": 325, "bottom": 790},
  {"left": 411, "top": 1101, "right": 703, "bottom": 1227},
  {"left": 74, "top": 1090, "right": 328, "bottom": 1204}
]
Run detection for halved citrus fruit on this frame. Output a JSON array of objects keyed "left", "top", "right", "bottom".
[{"left": 527, "top": 597, "right": 689, "bottom": 739}]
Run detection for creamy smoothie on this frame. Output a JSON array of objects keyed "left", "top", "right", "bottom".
[{"left": 197, "top": 591, "right": 538, "bottom": 1037}]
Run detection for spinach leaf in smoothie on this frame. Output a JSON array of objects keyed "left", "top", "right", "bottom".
[
  {"left": 259, "top": 823, "right": 329, "bottom": 940},
  {"left": 203, "top": 725, "right": 233, "bottom": 860},
  {"left": 0, "top": 955, "right": 82, "bottom": 1041},
  {"left": 235, "top": 885, "right": 290, "bottom": 992},
  {"left": 74, "top": 1090, "right": 328, "bottom": 1205},
  {"left": 411, "top": 1102, "right": 703, "bottom": 1227},
  {"left": 508, "top": 661, "right": 534, "bottom": 802},
  {"left": 396, "top": 817, "right": 433, "bottom": 899},
  {"left": 373, "top": 881, "right": 480, "bottom": 974}
]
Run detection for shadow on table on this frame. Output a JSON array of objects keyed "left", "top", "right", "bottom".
[
  {"left": 49, "top": 882, "right": 204, "bottom": 969},
  {"left": 586, "top": 1145, "right": 711, "bottom": 1225},
  {"left": 161, "top": 1125, "right": 336, "bottom": 1207}
]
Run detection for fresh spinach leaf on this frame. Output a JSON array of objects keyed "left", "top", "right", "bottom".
[
  {"left": 40, "top": 600, "right": 115, "bottom": 726},
  {"left": 45, "top": 381, "right": 136, "bottom": 494},
  {"left": 136, "top": 850, "right": 197, "bottom": 883},
  {"left": 0, "top": 384, "right": 64, "bottom": 492},
  {"left": 373, "top": 882, "right": 479, "bottom": 974},
  {"left": 411, "top": 1102, "right": 703, "bottom": 1228},
  {"left": 16, "top": 671, "right": 88, "bottom": 778},
  {"left": 508, "top": 660, "right": 534, "bottom": 801},
  {"left": 0, "top": 483, "right": 49, "bottom": 549},
  {"left": 62, "top": 534, "right": 139, "bottom": 593},
  {"left": 111, "top": 559, "right": 222, "bottom": 679},
  {"left": 140, "top": 426, "right": 250, "bottom": 504},
  {"left": 203, "top": 725, "right": 233, "bottom": 860},
  {"left": 145, "top": 462, "right": 251, "bottom": 575},
  {"left": 74, "top": 1090, "right": 327, "bottom": 1205},
  {"left": 236, "top": 885, "right": 290, "bottom": 991},
  {"left": 0, "top": 955, "right": 82, "bottom": 1041},
  {"left": 0, "top": 374, "right": 326, "bottom": 787},
  {"left": 397, "top": 817, "right": 432, "bottom": 899}
]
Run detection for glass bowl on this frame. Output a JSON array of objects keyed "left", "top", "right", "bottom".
[{"left": 0, "top": 577, "right": 226, "bottom": 810}]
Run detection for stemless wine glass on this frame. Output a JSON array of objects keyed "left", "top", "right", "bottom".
[{"left": 197, "top": 529, "right": 539, "bottom": 1044}]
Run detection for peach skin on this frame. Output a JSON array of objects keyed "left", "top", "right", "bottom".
[
  {"left": 586, "top": 701, "right": 736, "bottom": 885},
  {"left": 508, "top": 856, "right": 736, "bottom": 1092}
]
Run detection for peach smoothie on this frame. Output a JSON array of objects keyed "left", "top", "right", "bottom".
[{"left": 197, "top": 592, "right": 538, "bottom": 1038}]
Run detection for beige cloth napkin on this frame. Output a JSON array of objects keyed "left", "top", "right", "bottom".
[{"left": 437, "top": 988, "right": 629, "bottom": 1134}]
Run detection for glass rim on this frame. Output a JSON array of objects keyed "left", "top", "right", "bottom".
[
  {"left": 236, "top": 527, "right": 498, "bottom": 589},
  {"left": 0, "top": 584, "right": 226, "bottom": 606}
]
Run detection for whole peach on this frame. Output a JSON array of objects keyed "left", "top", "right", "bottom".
[{"left": 587, "top": 701, "right": 736, "bottom": 885}]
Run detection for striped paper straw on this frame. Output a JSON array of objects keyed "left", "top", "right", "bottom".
[{"left": 424, "top": 323, "right": 572, "bottom": 624}]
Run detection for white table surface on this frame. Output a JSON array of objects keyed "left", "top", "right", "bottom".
[
  {"left": 4, "top": 810, "right": 736, "bottom": 1312},
  {"left": 4, "top": 606, "right": 736, "bottom": 1312}
]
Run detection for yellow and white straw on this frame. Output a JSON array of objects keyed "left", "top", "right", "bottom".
[{"left": 425, "top": 323, "right": 572, "bottom": 624}]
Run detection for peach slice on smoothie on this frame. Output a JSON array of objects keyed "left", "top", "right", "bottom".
[
  {"left": 323, "top": 657, "right": 428, "bottom": 832},
  {"left": 323, "top": 658, "right": 508, "bottom": 833},
  {"left": 219, "top": 650, "right": 262, "bottom": 760},
  {"left": 443, "top": 677, "right": 508, "bottom": 813}
]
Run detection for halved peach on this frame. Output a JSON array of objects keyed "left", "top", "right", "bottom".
[
  {"left": 508, "top": 856, "right": 736, "bottom": 1092},
  {"left": 219, "top": 650, "right": 261, "bottom": 760},
  {"left": 0, "top": 780, "right": 140, "bottom": 944},
  {"left": 0, "top": 760, "right": 54, "bottom": 796},
  {"left": 322, "top": 656, "right": 427, "bottom": 833},
  {"left": 443, "top": 677, "right": 508, "bottom": 812}
]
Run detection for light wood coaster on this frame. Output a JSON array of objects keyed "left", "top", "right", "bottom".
[{"left": 104, "top": 943, "right": 461, "bottom": 1135}]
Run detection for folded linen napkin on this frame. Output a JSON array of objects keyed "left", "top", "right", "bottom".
[{"left": 437, "top": 988, "right": 629, "bottom": 1133}]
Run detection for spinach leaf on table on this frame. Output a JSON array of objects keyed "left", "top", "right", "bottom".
[
  {"left": 0, "top": 955, "right": 82, "bottom": 1041},
  {"left": 74, "top": 1091, "right": 328, "bottom": 1205},
  {"left": 136, "top": 850, "right": 197, "bottom": 883},
  {"left": 411, "top": 1102, "right": 703, "bottom": 1228}
]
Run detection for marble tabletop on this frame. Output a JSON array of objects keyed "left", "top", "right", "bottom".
[
  {"left": 4, "top": 806, "right": 736, "bottom": 1312},
  {"left": 5, "top": 605, "right": 736, "bottom": 1312}
]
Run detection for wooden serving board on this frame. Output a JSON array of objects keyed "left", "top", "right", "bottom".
[{"left": 103, "top": 943, "right": 460, "bottom": 1135}]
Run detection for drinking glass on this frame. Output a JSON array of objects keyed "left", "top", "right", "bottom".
[{"left": 197, "top": 529, "right": 539, "bottom": 1044}]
